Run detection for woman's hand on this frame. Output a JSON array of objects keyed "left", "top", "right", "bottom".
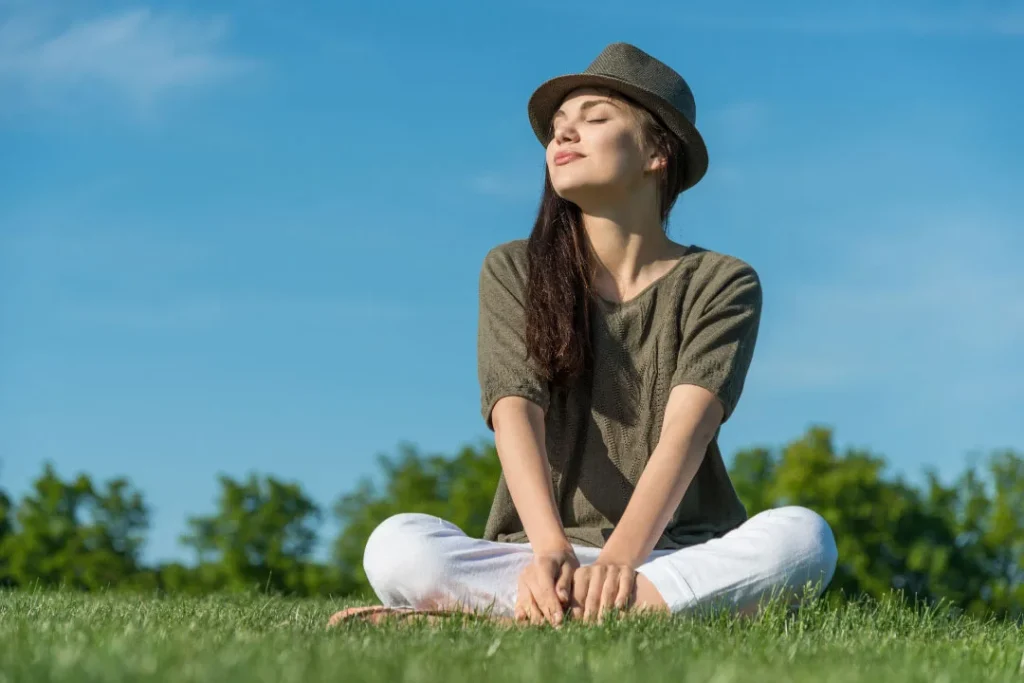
[
  {"left": 570, "top": 561, "right": 637, "bottom": 623},
  {"left": 515, "top": 546, "right": 579, "bottom": 626}
]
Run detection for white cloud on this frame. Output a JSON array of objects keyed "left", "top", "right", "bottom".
[
  {"left": 706, "top": 101, "right": 769, "bottom": 143},
  {"left": 0, "top": 8, "right": 250, "bottom": 110},
  {"left": 468, "top": 171, "right": 540, "bottom": 201},
  {"left": 55, "top": 295, "right": 413, "bottom": 332},
  {"left": 674, "top": 6, "right": 1024, "bottom": 37},
  {"left": 1, "top": 228, "right": 414, "bottom": 330},
  {"left": 1, "top": 226, "right": 210, "bottom": 284},
  {"left": 751, "top": 209, "right": 1024, "bottom": 396}
]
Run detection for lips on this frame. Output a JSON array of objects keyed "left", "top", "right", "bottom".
[{"left": 554, "top": 151, "right": 584, "bottom": 166}]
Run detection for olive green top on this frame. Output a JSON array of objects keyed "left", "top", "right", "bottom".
[{"left": 477, "top": 239, "right": 762, "bottom": 550}]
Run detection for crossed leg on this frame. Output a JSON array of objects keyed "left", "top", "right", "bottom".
[{"left": 330, "top": 506, "right": 837, "bottom": 625}]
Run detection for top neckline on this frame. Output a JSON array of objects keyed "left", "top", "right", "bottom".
[{"left": 591, "top": 245, "right": 694, "bottom": 311}]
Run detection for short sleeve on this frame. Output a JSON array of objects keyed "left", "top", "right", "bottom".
[
  {"left": 670, "top": 263, "right": 762, "bottom": 424},
  {"left": 477, "top": 246, "right": 550, "bottom": 430}
]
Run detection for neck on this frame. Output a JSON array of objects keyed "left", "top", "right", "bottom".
[{"left": 580, "top": 198, "right": 680, "bottom": 298}]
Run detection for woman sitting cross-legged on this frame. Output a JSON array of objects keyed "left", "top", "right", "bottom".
[{"left": 329, "top": 42, "right": 837, "bottom": 628}]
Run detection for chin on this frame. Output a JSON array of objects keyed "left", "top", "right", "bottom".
[{"left": 553, "top": 181, "right": 609, "bottom": 205}]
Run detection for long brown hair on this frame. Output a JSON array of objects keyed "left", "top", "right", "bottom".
[{"left": 524, "top": 91, "right": 688, "bottom": 387}]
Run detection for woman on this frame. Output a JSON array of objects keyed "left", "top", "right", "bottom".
[{"left": 330, "top": 42, "right": 837, "bottom": 627}]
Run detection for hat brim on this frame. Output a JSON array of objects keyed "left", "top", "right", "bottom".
[{"left": 528, "top": 73, "right": 709, "bottom": 191}]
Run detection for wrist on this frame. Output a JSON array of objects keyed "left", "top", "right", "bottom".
[
  {"left": 596, "top": 546, "right": 642, "bottom": 569},
  {"left": 530, "top": 533, "right": 574, "bottom": 557}
]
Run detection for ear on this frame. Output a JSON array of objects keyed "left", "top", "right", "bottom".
[{"left": 645, "top": 152, "right": 668, "bottom": 174}]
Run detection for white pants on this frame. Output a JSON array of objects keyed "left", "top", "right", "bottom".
[{"left": 363, "top": 506, "right": 838, "bottom": 616}]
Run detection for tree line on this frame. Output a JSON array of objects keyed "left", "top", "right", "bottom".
[{"left": 1, "top": 425, "right": 1022, "bottom": 619}]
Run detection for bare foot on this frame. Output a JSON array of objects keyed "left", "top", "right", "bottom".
[
  {"left": 633, "top": 575, "right": 670, "bottom": 613},
  {"left": 326, "top": 605, "right": 514, "bottom": 628}
]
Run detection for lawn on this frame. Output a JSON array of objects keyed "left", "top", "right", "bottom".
[{"left": 0, "top": 591, "right": 1021, "bottom": 682}]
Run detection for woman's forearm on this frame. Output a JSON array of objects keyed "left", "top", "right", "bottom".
[
  {"left": 491, "top": 397, "right": 571, "bottom": 553},
  {"left": 599, "top": 437, "right": 705, "bottom": 567},
  {"left": 599, "top": 384, "right": 723, "bottom": 567}
]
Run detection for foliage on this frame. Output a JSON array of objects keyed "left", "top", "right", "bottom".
[
  {"left": 0, "top": 463, "right": 147, "bottom": 589},
  {"left": 180, "top": 474, "right": 347, "bottom": 596},
  {"left": 0, "top": 480, "right": 12, "bottom": 588},
  {"left": 728, "top": 426, "right": 1024, "bottom": 619},
  {"left": 332, "top": 441, "right": 502, "bottom": 592},
  {"left": 1, "top": 428, "right": 1023, "bottom": 619}
]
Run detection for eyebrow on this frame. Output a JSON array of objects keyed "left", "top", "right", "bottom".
[{"left": 551, "top": 99, "right": 620, "bottom": 122}]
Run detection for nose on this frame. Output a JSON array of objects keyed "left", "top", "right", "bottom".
[{"left": 551, "top": 119, "right": 579, "bottom": 145}]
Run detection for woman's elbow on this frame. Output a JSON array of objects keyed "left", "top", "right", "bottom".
[{"left": 491, "top": 396, "right": 543, "bottom": 436}]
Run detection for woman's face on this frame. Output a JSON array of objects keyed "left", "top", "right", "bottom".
[{"left": 546, "top": 88, "right": 662, "bottom": 204}]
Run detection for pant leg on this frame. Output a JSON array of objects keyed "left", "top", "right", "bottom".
[
  {"left": 636, "top": 506, "right": 838, "bottom": 614},
  {"left": 362, "top": 512, "right": 605, "bottom": 617}
]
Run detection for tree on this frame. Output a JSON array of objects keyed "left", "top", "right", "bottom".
[
  {"left": 181, "top": 474, "right": 341, "bottom": 595},
  {"left": 333, "top": 441, "right": 502, "bottom": 594},
  {"left": 0, "top": 428, "right": 1019, "bottom": 615},
  {"left": 769, "top": 426, "right": 932, "bottom": 600},
  {"left": 728, "top": 446, "right": 776, "bottom": 516},
  {"left": 0, "top": 463, "right": 148, "bottom": 589},
  {"left": 0, "top": 478, "right": 12, "bottom": 587},
  {"left": 945, "top": 449, "right": 1024, "bottom": 618},
  {"left": 728, "top": 426, "right": 1024, "bottom": 617}
]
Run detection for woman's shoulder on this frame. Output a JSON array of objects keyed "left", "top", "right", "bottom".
[
  {"left": 478, "top": 240, "right": 759, "bottom": 297},
  {"left": 675, "top": 246, "right": 762, "bottom": 319},
  {"left": 681, "top": 244, "right": 760, "bottom": 288},
  {"left": 480, "top": 239, "right": 530, "bottom": 283},
  {"left": 483, "top": 239, "right": 529, "bottom": 265}
]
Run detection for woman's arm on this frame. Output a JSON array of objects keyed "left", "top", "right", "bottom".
[
  {"left": 598, "top": 262, "right": 762, "bottom": 567},
  {"left": 597, "top": 384, "right": 723, "bottom": 567},
  {"left": 493, "top": 396, "right": 578, "bottom": 625},
  {"left": 491, "top": 396, "right": 571, "bottom": 553}
]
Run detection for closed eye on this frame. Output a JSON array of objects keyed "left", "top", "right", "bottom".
[{"left": 587, "top": 118, "right": 608, "bottom": 123}]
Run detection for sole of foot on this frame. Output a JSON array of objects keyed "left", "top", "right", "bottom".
[{"left": 326, "top": 606, "right": 515, "bottom": 628}]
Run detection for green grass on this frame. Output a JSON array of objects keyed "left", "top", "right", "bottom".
[{"left": 1, "top": 591, "right": 1022, "bottom": 682}]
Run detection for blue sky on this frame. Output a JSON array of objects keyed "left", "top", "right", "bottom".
[{"left": 1, "top": 0, "right": 1022, "bottom": 564}]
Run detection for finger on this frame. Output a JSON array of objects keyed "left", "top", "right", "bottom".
[
  {"left": 570, "top": 569, "right": 589, "bottom": 621},
  {"left": 599, "top": 568, "right": 619, "bottom": 622},
  {"left": 514, "top": 574, "right": 527, "bottom": 621},
  {"left": 584, "top": 568, "right": 604, "bottom": 623},
  {"left": 615, "top": 569, "right": 636, "bottom": 611},
  {"left": 556, "top": 562, "right": 574, "bottom": 605},
  {"left": 526, "top": 592, "right": 545, "bottom": 626},
  {"left": 515, "top": 594, "right": 528, "bottom": 622},
  {"left": 515, "top": 591, "right": 533, "bottom": 623},
  {"left": 515, "top": 572, "right": 537, "bottom": 623},
  {"left": 530, "top": 573, "right": 564, "bottom": 626},
  {"left": 523, "top": 575, "right": 547, "bottom": 624}
]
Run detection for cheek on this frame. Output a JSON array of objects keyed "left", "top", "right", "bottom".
[{"left": 592, "top": 133, "right": 644, "bottom": 180}]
